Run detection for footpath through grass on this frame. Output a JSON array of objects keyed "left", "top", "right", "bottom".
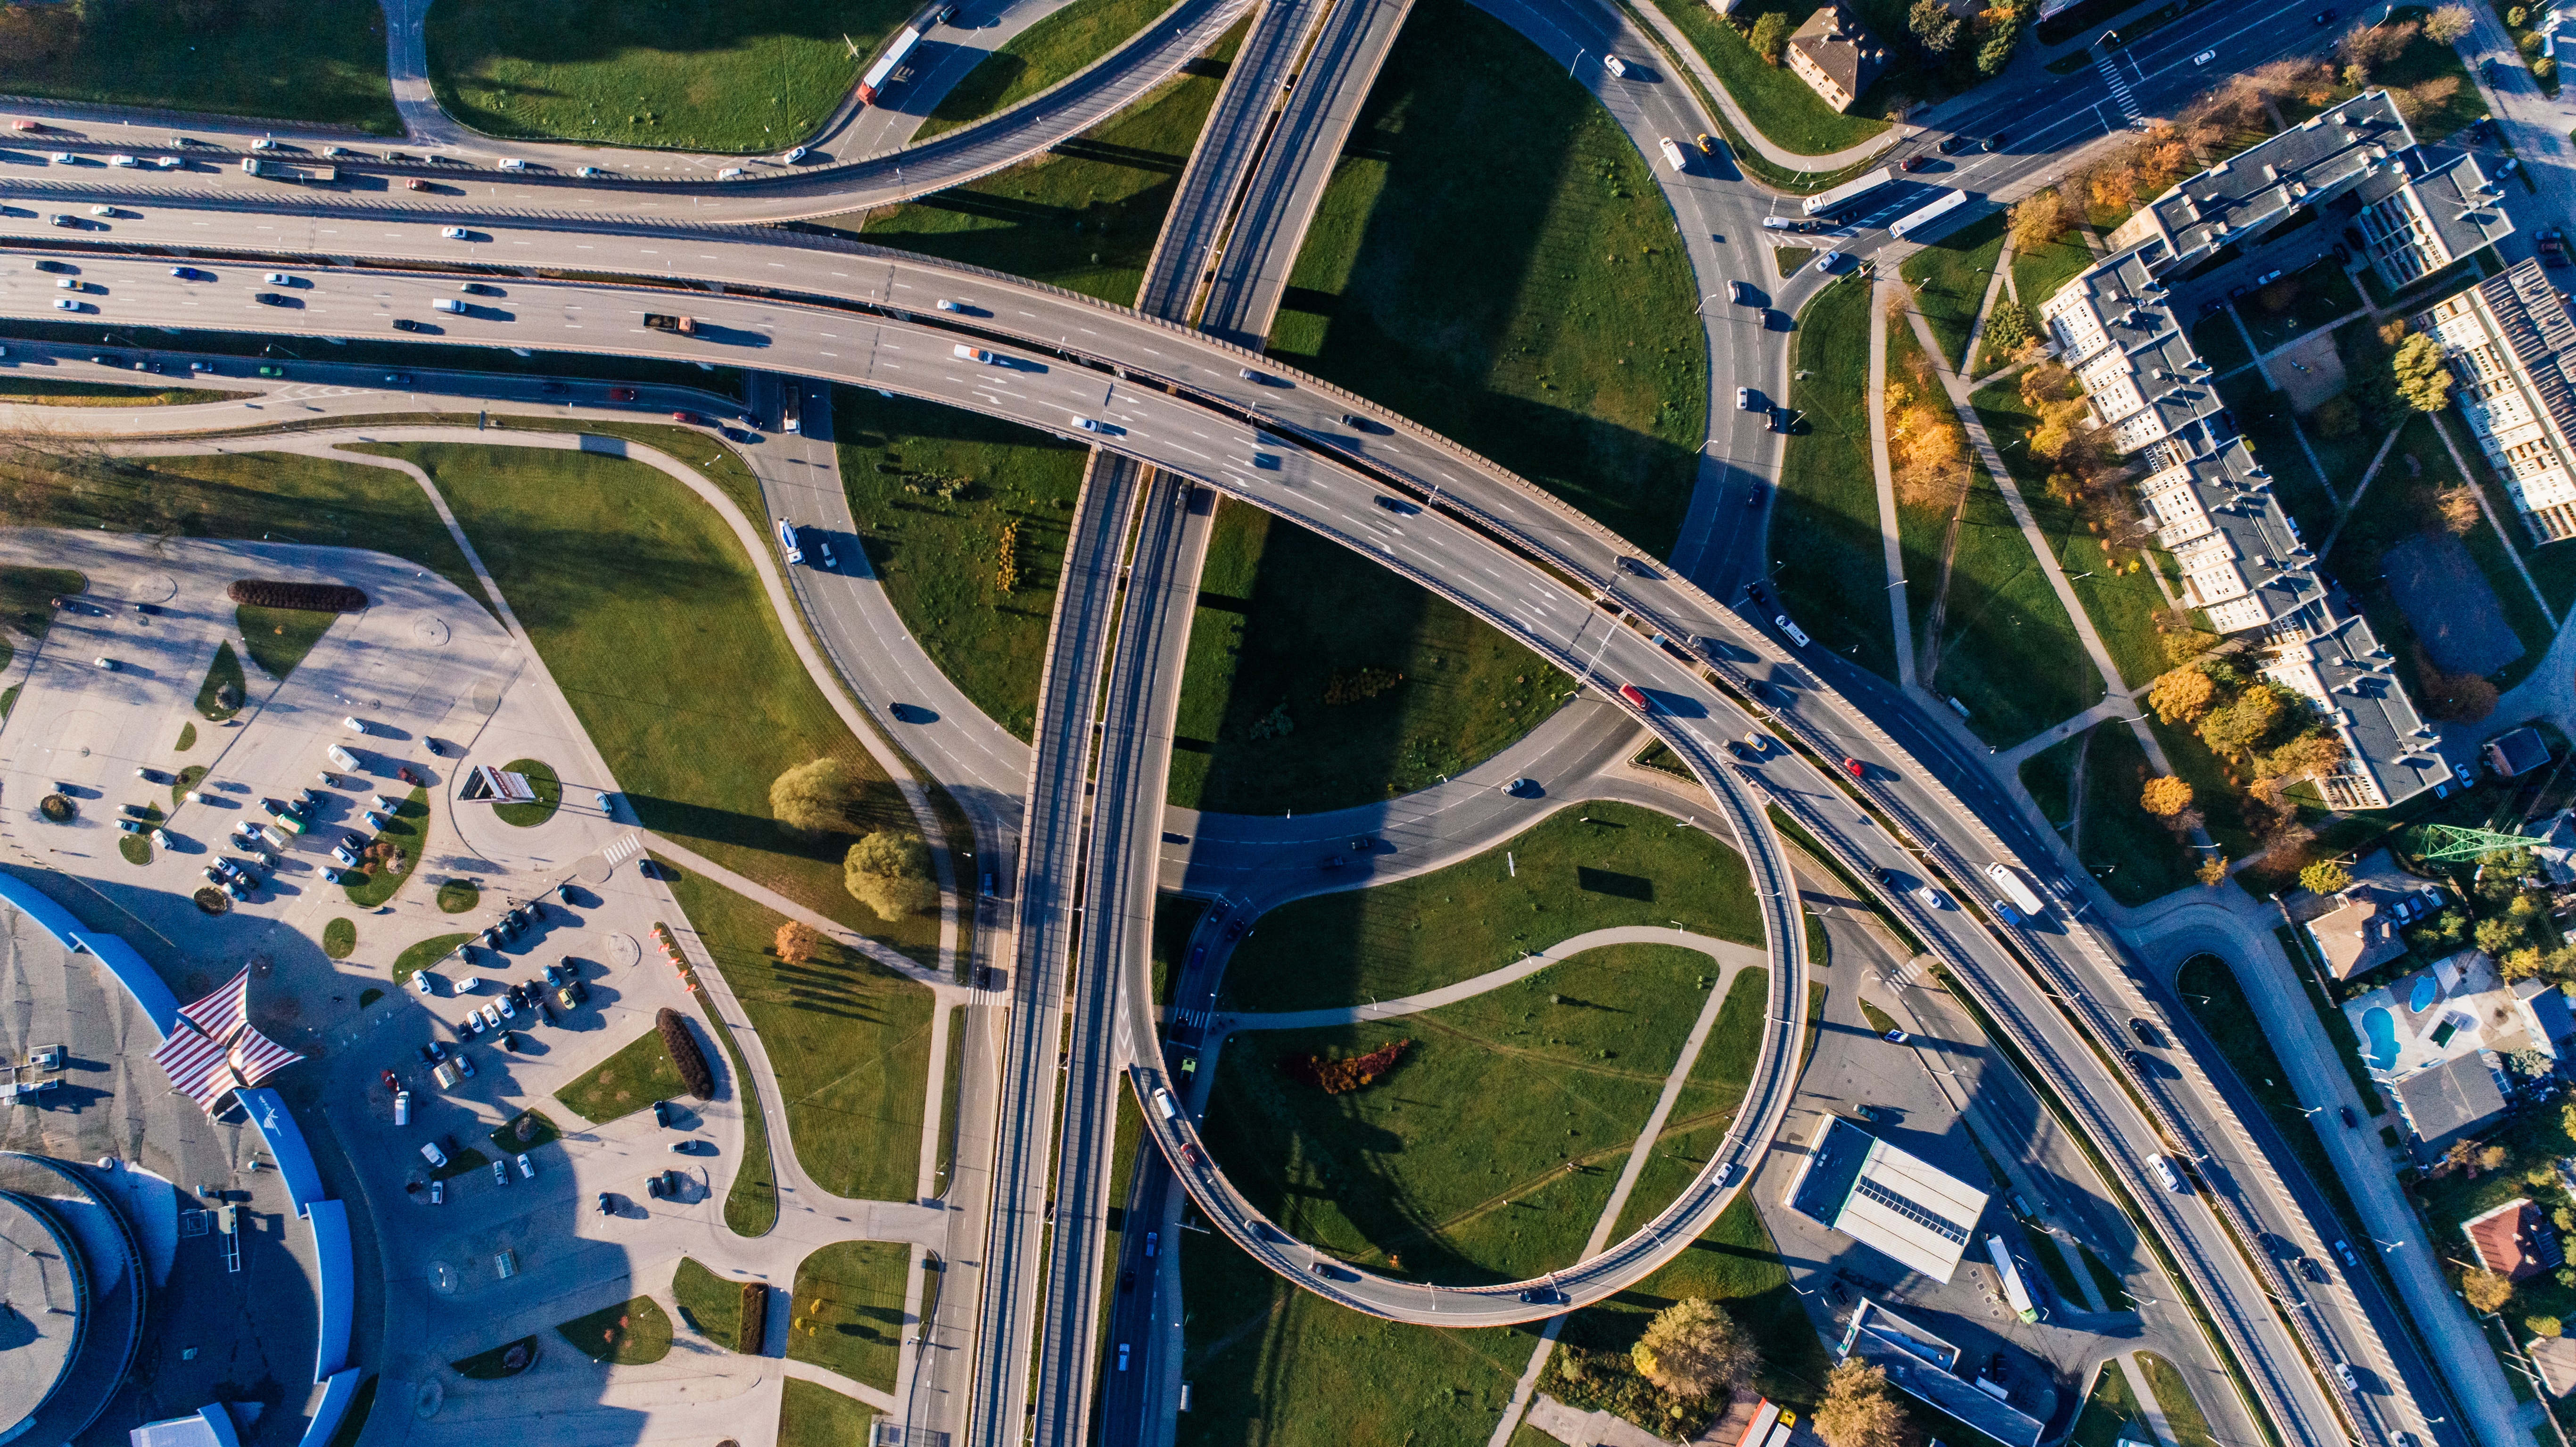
[
  {"left": 1269, "top": 0, "right": 1707, "bottom": 557},
  {"left": 1168, "top": 501, "right": 1569, "bottom": 814},
  {"left": 425, "top": 0, "right": 908, "bottom": 152},
  {"left": 556, "top": 1028, "right": 691, "bottom": 1124},
  {"left": 1208, "top": 943, "right": 1730, "bottom": 1282},
  {"left": 0, "top": 0, "right": 397, "bottom": 132},
  {"left": 1902, "top": 212, "right": 2010, "bottom": 371},
  {"left": 786, "top": 1241, "right": 910, "bottom": 1390},
  {"left": 1773, "top": 276, "right": 1895, "bottom": 677},
  {"left": 1604, "top": 967, "right": 1769, "bottom": 1233},
  {"left": 863, "top": 25, "right": 1245, "bottom": 306},
  {"left": 917, "top": 0, "right": 1175, "bottom": 138},
  {"left": 1928, "top": 468, "right": 2104, "bottom": 747},
  {"left": 833, "top": 387, "right": 1091, "bottom": 740},
  {"left": 1226, "top": 800, "right": 1760, "bottom": 1012},
  {"left": 366, "top": 442, "right": 932, "bottom": 948},
  {"left": 659, "top": 859, "right": 935, "bottom": 1202}
]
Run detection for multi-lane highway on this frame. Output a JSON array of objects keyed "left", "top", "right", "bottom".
[{"left": 0, "top": 0, "right": 2517, "bottom": 1438}]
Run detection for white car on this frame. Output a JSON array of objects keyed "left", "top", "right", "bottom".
[
  {"left": 1914, "top": 885, "right": 1949, "bottom": 910},
  {"left": 441, "top": 227, "right": 468, "bottom": 239},
  {"left": 495, "top": 995, "right": 514, "bottom": 1020},
  {"left": 516, "top": 1152, "right": 536, "bottom": 1179},
  {"left": 775, "top": 517, "right": 804, "bottom": 564},
  {"left": 782, "top": 146, "right": 809, "bottom": 163},
  {"left": 47, "top": 151, "right": 73, "bottom": 164},
  {"left": 1774, "top": 615, "right": 1810, "bottom": 647},
  {"left": 105, "top": 153, "right": 136, "bottom": 167},
  {"left": 412, "top": 972, "right": 434, "bottom": 997},
  {"left": 718, "top": 166, "right": 747, "bottom": 180},
  {"left": 496, "top": 157, "right": 525, "bottom": 171},
  {"left": 433, "top": 297, "right": 463, "bottom": 313},
  {"left": 953, "top": 344, "right": 997, "bottom": 363},
  {"left": 250, "top": 138, "right": 275, "bottom": 150},
  {"left": 153, "top": 156, "right": 181, "bottom": 169},
  {"left": 2194, "top": 48, "right": 2217, "bottom": 64},
  {"left": 1814, "top": 250, "right": 1846, "bottom": 273},
  {"left": 343, "top": 715, "right": 370, "bottom": 734},
  {"left": 264, "top": 271, "right": 294, "bottom": 285},
  {"left": 52, "top": 298, "right": 76, "bottom": 312},
  {"left": 420, "top": 1141, "right": 448, "bottom": 1167},
  {"left": 1602, "top": 54, "right": 1628, "bottom": 76},
  {"left": 937, "top": 298, "right": 962, "bottom": 312},
  {"left": 92, "top": 656, "right": 117, "bottom": 670},
  {"left": 576, "top": 165, "right": 602, "bottom": 177}
]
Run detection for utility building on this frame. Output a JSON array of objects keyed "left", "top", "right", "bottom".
[{"left": 1782, "top": 1115, "right": 1989, "bottom": 1283}]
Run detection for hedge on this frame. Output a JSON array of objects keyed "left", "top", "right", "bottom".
[
  {"left": 227, "top": 579, "right": 369, "bottom": 612},
  {"left": 658, "top": 1006, "right": 715, "bottom": 1100},
  {"left": 739, "top": 1282, "right": 768, "bottom": 1355}
]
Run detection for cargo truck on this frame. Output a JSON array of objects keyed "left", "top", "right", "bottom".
[
  {"left": 642, "top": 313, "right": 699, "bottom": 335},
  {"left": 239, "top": 157, "right": 335, "bottom": 183},
  {"left": 1985, "top": 863, "right": 2046, "bottom": 919}
]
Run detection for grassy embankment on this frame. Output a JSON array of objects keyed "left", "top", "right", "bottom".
[
  {"left": 0, "top": 0, "right": 396, "bottom": 132},
  {"left": 915, "top": 0, "right": 1175, "bottom": 139}
]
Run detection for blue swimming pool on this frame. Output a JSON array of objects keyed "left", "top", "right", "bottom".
[
  {"left": 2363, "top": 1006, "right": 2399, "bottom": 1074},
  {"left": 2409, "top": 974, "right": 2438, "bottom": 1013}
]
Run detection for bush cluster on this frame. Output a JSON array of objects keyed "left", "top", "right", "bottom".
[
  {"left": 1280, "top": 1038, "right": 1410, "bottom": 1093},
  {"left": 227, "top": 579, "right": 368, "bottom": 612},
  {"left": 658, "top": 1007, "right": 715, "bottom": 1100},
  {"left": 1321, "top": 667, "right": 1404, "bottom": 705}
]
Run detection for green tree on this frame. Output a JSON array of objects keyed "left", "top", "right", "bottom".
[
  {"left": 2425, "top": 2, "right": 2475, "bottom": 41},
  {"left": 2300, "top": 859, "right": 2353, "bottom": 896},
  {"left": 1631, "top": 1299, "right": 1755, "bottom": 1399},
  {"left": 1750, "top": 10, "right": 1794, "bottom": 63},
  {"left": 844, "top": 830, "right": 939, "bottom": 921},
  {"left": 2392, "top": 332, "right": 2454, "bottom": 412},
  {"left": 1908, "top": 0, "right": 1961, "bottom": 51},
  {"left": 1975, "top": 22, "right": 2018, "bottom": 75},
  {"left": 768, "top": 757, "right": 853, "bottom": 839},
  {"left": 2199, "top": 685, "right": 2284, "bottom": 755},
  {"left": 1817, "top": 1361, "right": 1920, "bottom": 1447},
  {"left": 2476, "top": 915, "right": 2526, "bottom": 955},
  {"left": 2464, "top": 1268, "right": 2515, "bottom": 1314}
]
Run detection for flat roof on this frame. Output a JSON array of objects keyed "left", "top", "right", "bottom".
[
  {"left": 1841, "top": 1300, "right": 2044, "bottom": 1447},
  {"left": 1784, "top": 1116, "right": 1989, "bottom": 1282},
  {"left": 0, "top": 1191, "right": 83, "bottom": 1439}
]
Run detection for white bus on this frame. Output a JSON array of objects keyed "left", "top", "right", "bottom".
[{"left": 1889, "top": 188, "right": 1971, "bottom": 242}]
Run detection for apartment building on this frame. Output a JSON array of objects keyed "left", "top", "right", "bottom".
[{"left": 2412, "top": 257, "right": 2576, "bottom": 543}]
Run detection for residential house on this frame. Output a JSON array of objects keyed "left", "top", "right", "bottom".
[
  {"left": 1784, "top": 6, "right": 1888, "bottom": 114},
  {"left": 2464, "top": 1197, "right": 2565, "bottom": 1279},
  {"left": 2485, "top": 725, "right": 2552, "bottom": 780}
]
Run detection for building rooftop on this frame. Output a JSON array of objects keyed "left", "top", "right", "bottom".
[
  {"left": 2258, "top": 589, "right": 2444, "bottom": 811},
  {"left": 2465, "top": 1197, "right": 2564, "bottom": 1280},
  {"left": 1785, "top": 5, "right": 1887, "bottom": 107},
  {"left": 1839, "top": 1300, "right": 2044, "bottom": 1447},
  {"left": 2144, "top": 92, "right": 2419, "bottom": 268},
  {"left": 2487, "top": 727, "right": 2553, "bottom": 779},
  {"left": 1783, "top": 1116, "right": 1990, "bottom": 1282},
  {"left": 2392, "top": 1049, "right": 2509, "bottom": 1145},
  {"left": 0, "top": 1190, "right": 83, "bottom": 1440},
  {"left": 2529, "top": 1334, "right": 2576, "bottom": 1396},
  {"left": 2305, "top": 888, "right": 2412, "bottom": 981}
]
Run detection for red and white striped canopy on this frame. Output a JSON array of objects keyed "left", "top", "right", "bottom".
[{"left": 151, "top": 967, "right": 305, "bottom": 1111}]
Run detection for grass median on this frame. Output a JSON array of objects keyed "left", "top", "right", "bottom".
[
  {"left": 1166, "top": 501, "right": 1571, "bottom": 814},
  {"left": 1223, "top": 799, "right": 1762, "bottom": 1012},
  {"left": 363, "top": 441, "right": 932, "bottom": 949},
  {"left": 1635, "top": 0, "right": 1890, "bottom": 156},
  {"left": 786, "top": 1241, "right": 910, "bottom": 1390},
  {"left": 1267, "top": 0, "right": 1707, "bottom": 558},
  {"left": 0, "top": 379, "right": 251, "bottom": 407},
  {"left": 425, "top": 0, "right": 906, "bottom": 152},
  {"left": 659, "top": 858, "right": 935, "bottom": 1202},
  {"left": 342, "top": 788, "right": 429, "bottom": 908},
  {"left": 237, "top": 604, "right": 336, "bottom": 682},
  {"left": 832, "top": 386, "right": 1090, "bottom": 740},
  {"left": 861, "top": 23, "right": 1245, "bottom": 306},
  {"left": 916, "top": 0, "right": 1174, "bottom": 139},
  {"left": 0, "top": 0, "right": 396, "bottom": 132},
  {"left": 780, "top": 1378, "right": 877, "bottom": 1447},
  {"left": 1925, "top": 461, "right": 2104, "bottom": 747},
  {"left": 1774, "top": 275, "right": 1895, "bottom": 676}
]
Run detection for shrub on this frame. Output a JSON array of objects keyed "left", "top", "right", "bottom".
[
  {"left": 2425, "top": 2, "right": 2475, "bottom": 40},
  {"left": 739, "top": 1282, "right": 769, "bottom": 1354},
  {"left": 1749, "top": 10, "right": 1792, "bottom": 63},
  {"left": 2532, "top": 1316, "right": 2564, "bottom": 1338},
  {"left": 226, "top": 579, "right": 368, "bottom": 612},
  {"left": 2140, "top": 775, "right": 2194, "bottom": 817},
  {"left": 1280, "top": 1038, "right": 1411, "bottom": 1093},
  {"left": 2464, "top": 1268, "right": 2515, "bottom": 1313},
  {"left": 2300, "top": 859, "right": 2353, "bottom": 896},
  {"left": 1984, "top": 301, "right": 2034, "bottom": 356},
  {"left": 657, "top": 1007, "right": 715, "bottom": 1100},
  {"left": 845, "top": 830, "right": 938, "bottom": 921},
  {"left": 775, "top": 920, "right": 821, "bottom": 966},
  {"left": 1322, "top": 667, "right": 1404, "bottom": 704}
]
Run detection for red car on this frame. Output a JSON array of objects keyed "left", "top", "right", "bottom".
[
  {"left": 1617, "top": 684, "right": 1652, "bottom": 713},
  {"left": 670, "top": 410, "right": 698, "bottom": 424},
  {"left": 1841, "top": 756, "right": 1866, "bottom": 780},
  {"left": 397, "top": 764, "right": 425, "bottom": 786},
  {"left": 609, "top": 386, "right": 638, "bottom": 403},
  {"left": 1899, "top": 155, "right": 1926, "bottom": 172}
]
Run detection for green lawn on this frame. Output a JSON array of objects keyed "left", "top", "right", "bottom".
[
  {"left": 695, "top": 976, "right": 783, "bottom": 1239},
  {"left": 0, "top": 0, "right": 397, "bottom": 132},
  {"left": 674, "top": 1257, "right": 749, "bottom": 1349},
  {"left": 490, "top": 1108, "right": 560, "bottom": 1155},
  {"left": 1968, "top": 378, "right": 2171, "bottom": 690},
  {"left": 0, "top": 379, "right": 248, "bottom": 407},
  {"left": 2008, "top": 230, "right": 2098, "bottom": 339},
  {"left": 1889, "top": 315, "right": 1965, "bottom": 659},
  {"left": 1774, "top": 276, "right": 1896, "bottom": 677},
  {"left": 786, "top": 1241, "right": 910, "bottom": 1391},
  {"left": 237, "top": 604, "right": 337, "bottom": 682},
  {"left": 659, "top": 860, "right": 935, "bottom": 1202},
  {"left": 1175, "top": 1222, "right": 1526, "bottom": 1447},
  {"left": 1927, "top": 469, "right": 2105, "bottom": 747},
  {"left": 1604, "top": 967, "right": 1769, "bottom": 1235},
  {"left": 425, "top": 0, "right": 908, "bottom": 152},
  {"left": 2322, "top": 414, "right": 2554, "bottom": 690},
  {"left": 1638, "top": 0, "right": 1891, "bottom": 155},
  {"left": 1167, "top": 501, "right": 1569, "bottom": 814},
  {"left": 916, "top": 0, "right": 1174, "bottom": 138},
  {"left": 863, "top": 24, "right": 1245, "bottom": 306},
  {"left": 176, "top": 722, "right": 198, "bottom": 753},
  {"left": 1, "top": 451, "right": 486, "bottom": 611},
  {"left": 436, "top": 878, "right": 480, "bottom": 913},
  {"left": 557, "top": 1028, "right": 692, "bottom": 1124},
  {"left": 1209, "top": 943, "right": 1725, "bottom": 1282},
  {"left": 2189, "top": 312, "right": 2256, "bottom": 377},
  {"left": 343, "top": 787, "right": 430, "bottom": 908},
  {"left": 0, "top": 566, "right": 82, "bottom": 676},
  {"left": 2068, "top": 1358, "right": 2149, "bottom": 1447},
  {"left": 492, "top": 758, "right": 562, "bottom": 828},
  {"left": 1901, "top": 211, "right": 2009, "bottom": 372},
  {"left": 780, "top": 1379, "right": 877, "bottom": 1447},
  {"left": 1223, "top": 800, "right": 1762, "bottom": 1013},
  {"left": 2237, "top": 260, "right": 2366, "bottom": 354},
  {"left": 1267, "top": 0, "right": 1708, "bottom": 557},
  {"left": 2020, "top": 732, "right": 2083, "bottom": 831},
  {"left": 2213, "top": 373, "right": 2337, "bottom": 543},
  {"left": 2137, "top": 1352, "right": 2218, "bottom": 1447},
  {"left": 832, "top": 386, "right": 1091, "bottom": 741},
  {"left": 390, "top": 932, "right": 469, "bottom": 986},
  {"left": 363, "top": 442, "right": 934, "bottom": 948},
  {"left": 322, "top": 918, "right": 357, "bottom": 960},
  {"left": 1547, "top": 1195, "right": 1837, "bottom": 1434},
  {"left": 2078, "top": 724, "right": 2202, "bottom": 905}
]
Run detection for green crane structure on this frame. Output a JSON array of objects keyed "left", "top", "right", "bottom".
[{"left": 2416, "top": 823, "right": 2542, "bottom": 863}]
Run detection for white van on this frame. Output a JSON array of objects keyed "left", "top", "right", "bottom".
[
  {"left": 2150, "top": 1153, "right": 2188, "bottom": 1193},
  {"left": 343, "top": 716, "right": 370, "bottom": 734},
  {"left": 1152, "top": 1088, "right": 1179, "bottom": 1121},
  {"left": 394, "top": 1089, "right": 411, "bottom": 1125},
  {"left": 327, "top": 744, "right": 360, "bottom": 771}
]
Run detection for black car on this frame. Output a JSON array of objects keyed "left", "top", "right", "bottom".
[
  {"left": 34, "top": 259, "right": 71, "bottom": 274},
  {"left": 652, "top": 1099, "right": 672, "bottom": 1127},
  {"left": 1982, "top": 132, "right": 2008, "bottom": 152},
  {"left": 2128, "top": 1017, "right": 2161, "bottom": 1047},
  {"left": 1223, "top": 918, "right": 1245, "bottom": 941},
  {"left": 2301, "top": 1257, "right": 2328, "bottom": 1283},
  {"left": 2313, "top": 7, "right": 2336, "bottom": 21},
  {"left": 2339, "top": 1105, "right": 2357, "bottom": 1127},
  {"left": 1372, "top": 495, "right": 1417, "bottom": 514},
  {"left": 392, "top": 318, "right": 423, "bottom": 332},
  {"left": 1349, "top": 836, "right": 1375, "bottom": 852},
  {"left": 1938, "top": 134, "right": 1973, "bottom": 155},
  {"left": 1319, "top": 853, "right": 1346, "bottom": 869},
  {"left": 1121, "top": 1270, "right": 1137, "bottom": 1291}
]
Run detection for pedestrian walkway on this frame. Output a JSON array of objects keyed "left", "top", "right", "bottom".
[
  {"left": 2094, "top": 51, "right": 2147, "bottom": 128},
  {"left": 1227, "top": 925, "right": 1762, "bottom": 1031}
]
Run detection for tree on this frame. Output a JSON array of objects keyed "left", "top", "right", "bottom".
[
  {"left": 2149, "top": 666, "right": 2217, "bottom": 724},
  {"left": 769, "top": 757, "right": 854, "bottom": 839},
  {"left": 2300, "top": 859, "right": 2353, "bottom": 896},
  {"left": 1816, "top": 1361, "right": 1921, "bottom": 1447},
  {"left": 2425, "top": 2, "right": 2474, "bottom": 40},
  {"left": 2140, "top": 775, "right": 2195, "bottom": 817},
  {"left": 2199, "top": 685, "right": 2285, "bottom": 755},
  {"left": 2261, "top": 731, "right": 2348, "bottom": 785},
  {"left": 774, "top": 920, "right": 821, "bottom": 966},
  {"left": 2533, "top": 1316, "right": 2565, "bottom": 1339},
  {"left": 1908, "top": 0, "right": 1961, "bottom": 51},
  {"left": 2393, "top": 332, "right": 2454, "bottom": 412},
  {"left": 2481, "top": 1144, "right": 2511, "bottom": 1171},
  {"left": 2198, "top": 855, "right": 2231, "bottom": 887},
  {"left": 1974, "top": 21, "right": 2017, "bottom": 75},
  {"left": 2511, "top": 1048, "right": 2556, "bottom": 1078},
  {"left": 2009, "top": 189, "right": 2067, "bottom": 252},
  {"left": 1750, "top": 10, "right": 1793, "bottom": 63},
  {"left": 2464, "top": 1268, "right": 2517, "bottom": 1314},
  {"left": 845, "top": 830, "right": 939, "bottom": 921},
  {"left": 2476, "top": 915, "right": 2526, "bottom": 955},
  {"left": 1630, "top": 1299, "right": 1755, "bottom": 1399},
  {"left": 2088, "top": 162, "right": 2138, "bottom": 216}
]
